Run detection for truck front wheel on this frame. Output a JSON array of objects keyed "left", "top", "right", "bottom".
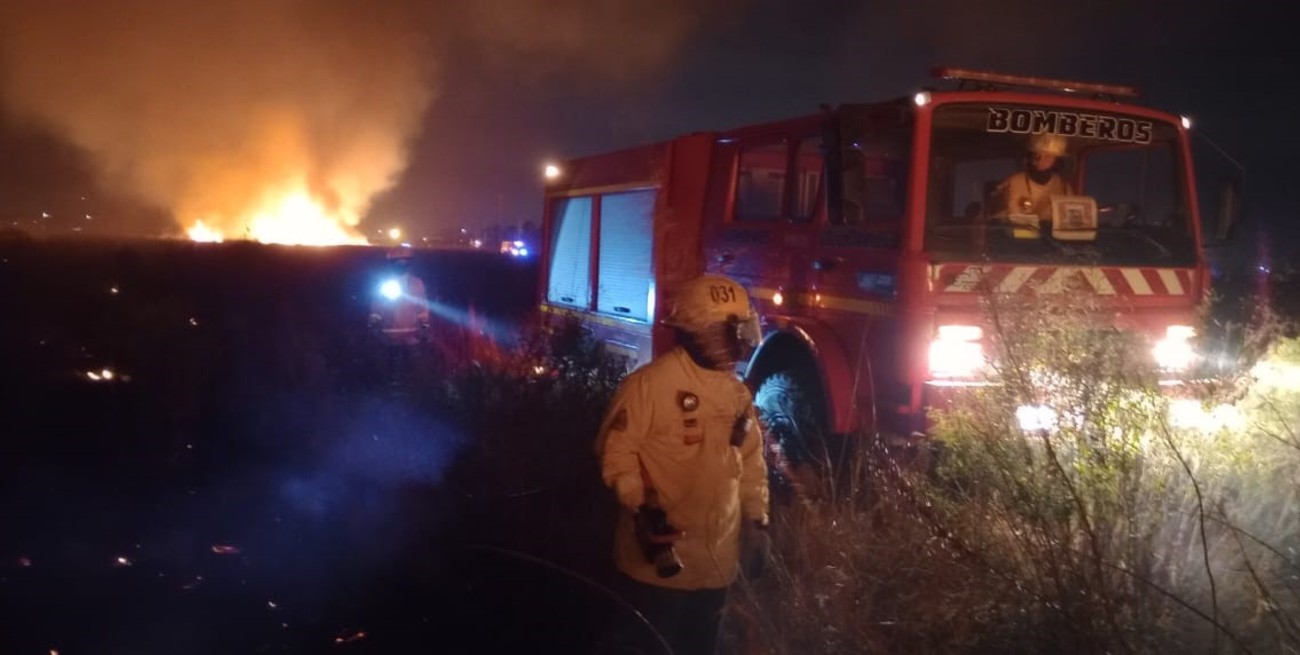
[{"left": 755, "top": 372, "right": 827, "bottom": 501}]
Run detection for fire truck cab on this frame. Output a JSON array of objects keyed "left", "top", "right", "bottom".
[{"left": 538, "top": 68, "right": 1235, "bottom": 443}]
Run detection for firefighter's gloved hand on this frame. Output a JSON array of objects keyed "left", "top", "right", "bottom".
[
  {"left": 634, "top": 506, "right": 683, "bottom": 545},
  {"left": 741, "top": 519, "right": 771, "bottom": 580},
  {"left": 635, "top": 506, "right": 684, "bottom": 578}
]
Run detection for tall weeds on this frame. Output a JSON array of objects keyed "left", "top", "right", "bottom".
[
  {"left": 729, "top": 299, "right": 1300, "bottom": 654},
  {"left": 415, "top": 302, "right": 1300, "bottom": 653},
  {"left": 420, "top": 313, "right": 627, "bottom": 569}
]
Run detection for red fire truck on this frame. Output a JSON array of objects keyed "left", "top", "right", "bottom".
[{"left": 538, "top": 68, "right": 1238, "bottom": 448}]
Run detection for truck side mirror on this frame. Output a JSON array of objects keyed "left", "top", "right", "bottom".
[{"left": 1209, "top": 179, "right": 1241, "bottom": 245}]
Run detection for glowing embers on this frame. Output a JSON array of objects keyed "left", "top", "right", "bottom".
[
  {"left": 85, "top": 367, "right": 129, "bottom": 383},
  {"left": 334, "top": 629, "right": 368, "bottom": 644}
]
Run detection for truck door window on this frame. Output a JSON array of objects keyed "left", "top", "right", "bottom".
[
  {"left": 597, "top": 190, "right": 656, "bottom": 321},
  {"left": 546, "top": 196, "right": 593, "bottom": 308},
  {"left": 792, "top": 136, "right": 823, "bottom": 222},
  {"left": 837, "top": 126, "right": 910, "bottom": 226},
  {"left": 735, "top": 141, "right": 788, "bottom": 221}
]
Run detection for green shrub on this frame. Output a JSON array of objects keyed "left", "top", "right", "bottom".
[{"left": 730, "top": 298, "right": 1300, "bottom": 654}]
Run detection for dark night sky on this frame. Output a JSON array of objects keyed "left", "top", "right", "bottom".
[{"left": 2, "top": 0, "right": 1295, "bottom": 258}]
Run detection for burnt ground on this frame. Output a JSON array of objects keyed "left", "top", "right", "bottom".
[{"left": 0, "top": 237, "right": 635, "bottom": 654}]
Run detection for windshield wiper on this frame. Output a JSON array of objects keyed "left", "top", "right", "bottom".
[
  {"left": 933, "top": 222, "right": 1175, "bottom": 261},
  {"left": 929, "top": 223, "right": 1020, "bottom": 235},
  {"left": 929, "top": 223, "right": 1076, "bottom": 261}
]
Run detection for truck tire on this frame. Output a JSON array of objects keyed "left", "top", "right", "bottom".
[{"left": 755, "top": 372, "right": 827, "bottom": 501}]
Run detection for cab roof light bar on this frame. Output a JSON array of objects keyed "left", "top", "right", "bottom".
[{"left": 932, "top": 67, "right": 1140, "bottom": 99}]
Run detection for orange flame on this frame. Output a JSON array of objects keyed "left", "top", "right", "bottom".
[
  {"left": 186, "top": 186, "right": 369, "bottom": 246},
  {"left": 187, "top": 220, "right": 224, "bottom": 243}
]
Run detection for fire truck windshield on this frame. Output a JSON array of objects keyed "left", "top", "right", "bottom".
[{"left": 924, "top": 102, "right": 1196, "bottom": 267}]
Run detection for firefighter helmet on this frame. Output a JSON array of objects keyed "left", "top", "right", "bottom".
[
  {"left": 387, "top": 246, "right": 413, "bottom": 261},
  {"left": 665, "top": 275, "right": 753, "bottom": 328},
  {"left": 1029, "top": 133, "right": 1068, "bottom": 157},
  {"left": 665, "top": 274, "right": 761, "bottom": 364}
]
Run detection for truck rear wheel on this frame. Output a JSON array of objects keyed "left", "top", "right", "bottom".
[{"left": 755, "top": 372, "right": 827, "bottom": 501}]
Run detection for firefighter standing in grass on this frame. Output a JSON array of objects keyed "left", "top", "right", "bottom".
[
  {"left": 368, "top": 246, "right": 430, "bottom": 384},
  {"left": 596, "top": 274, "right": 771, "bottom": 655}
]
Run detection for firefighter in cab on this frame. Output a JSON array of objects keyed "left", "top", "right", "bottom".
[
  {"left": 369, "top": 246, "right": 431, "bottom": 382},
  {"left": 595, "top": 273, "right": 770, "bottom": 655},
  {"left": 994, "top": 132, "right": 1074, "bottom": 221}
]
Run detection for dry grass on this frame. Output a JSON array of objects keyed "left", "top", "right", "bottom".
[
  {"left": 406, "top": 299, "right": 1300, "bottom": 653},
  {"left": 724, "top": 300, "right": 1300, "bottom": 654}
]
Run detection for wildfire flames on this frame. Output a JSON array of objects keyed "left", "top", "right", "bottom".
[
  {"left": 185, "top": 189, "right": 369, "bottom": 247},
  {"left": 183, "top": 191, "right": 369, "bottom": 249},
  {"left": 0, "top": 2, "right": 431, "bottom": 250},
  {"left": 187, "top": 220, "right": 223, "bottom": 244},
  {"left": 0, "top": 2, "right": 714, "bottom": 249}
]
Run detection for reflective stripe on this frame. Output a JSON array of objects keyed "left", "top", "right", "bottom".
[
  {"left": 1037, "top": 267, "right": 1115, "bottom": 295},
  {"left": 1121, "top": 268, "right": 1152, "bottom": 295},
  {"left": 1158, "top": 269, "right": 1185, "bottom": 295},
  {"left": 945, "top": 266, "right": 991, "bottom": 292},
  {"left": 540, "top": 303, "right": 650, "bottom": 329},
  {"left": 933, "top": 264, "right": 1194, "bottom": 297},
  {"left": 1082, "top": 268, "right": 1116, "bottom": 295},
  {"left": 752, "top": 287, "right": 893, "bottom": 317},
  {"left": 805, "top": 293, "right": 894, "bottom": 317},
  {"left": 995, "top": 266, "right": 1037, "bottom": 293}
]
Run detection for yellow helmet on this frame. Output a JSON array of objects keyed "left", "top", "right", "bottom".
[
  {"left": 664, "top": 274, "right": 754, "bottom": 330},
  {"left": 1029, "top": 133, "right": 1068, "bottom": 157}
]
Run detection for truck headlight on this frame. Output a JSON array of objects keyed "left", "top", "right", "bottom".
[
  {"left": 1016, "top": 404, "right": 1058, "bottom": 432},
  {"left": 1153, "top": 325, "right": 1196, "bottom": 372},
  {"left": 379, "top": 279, "right": 403, "bottom": 301},
  {"left": 929, "top": 325, "right": 985, "bottom": 378}
]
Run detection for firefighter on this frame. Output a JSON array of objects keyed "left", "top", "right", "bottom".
[
  {"left": 595, "top": 273, "right": 770, "bottom": 655},
  {"left": 994, "top": 132, "right": 1074, "bottom": 221},
  {"left": 368, "top": 246, "right": 430, "bottom": 384}
]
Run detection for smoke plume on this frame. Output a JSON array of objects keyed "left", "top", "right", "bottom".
[
  {"left": 441, "top": 1, "right": 707, "bottom": 81},
  {"left": 0, "top": 1, "right": 717, "bottom": 241},
  {"left": 0, "top": 0, "right": 436, "bottom": 241}
]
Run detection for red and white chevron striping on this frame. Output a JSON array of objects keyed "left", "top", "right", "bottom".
[{"left": 933, "top": 265, "right": 1195, "bottom": 296}]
